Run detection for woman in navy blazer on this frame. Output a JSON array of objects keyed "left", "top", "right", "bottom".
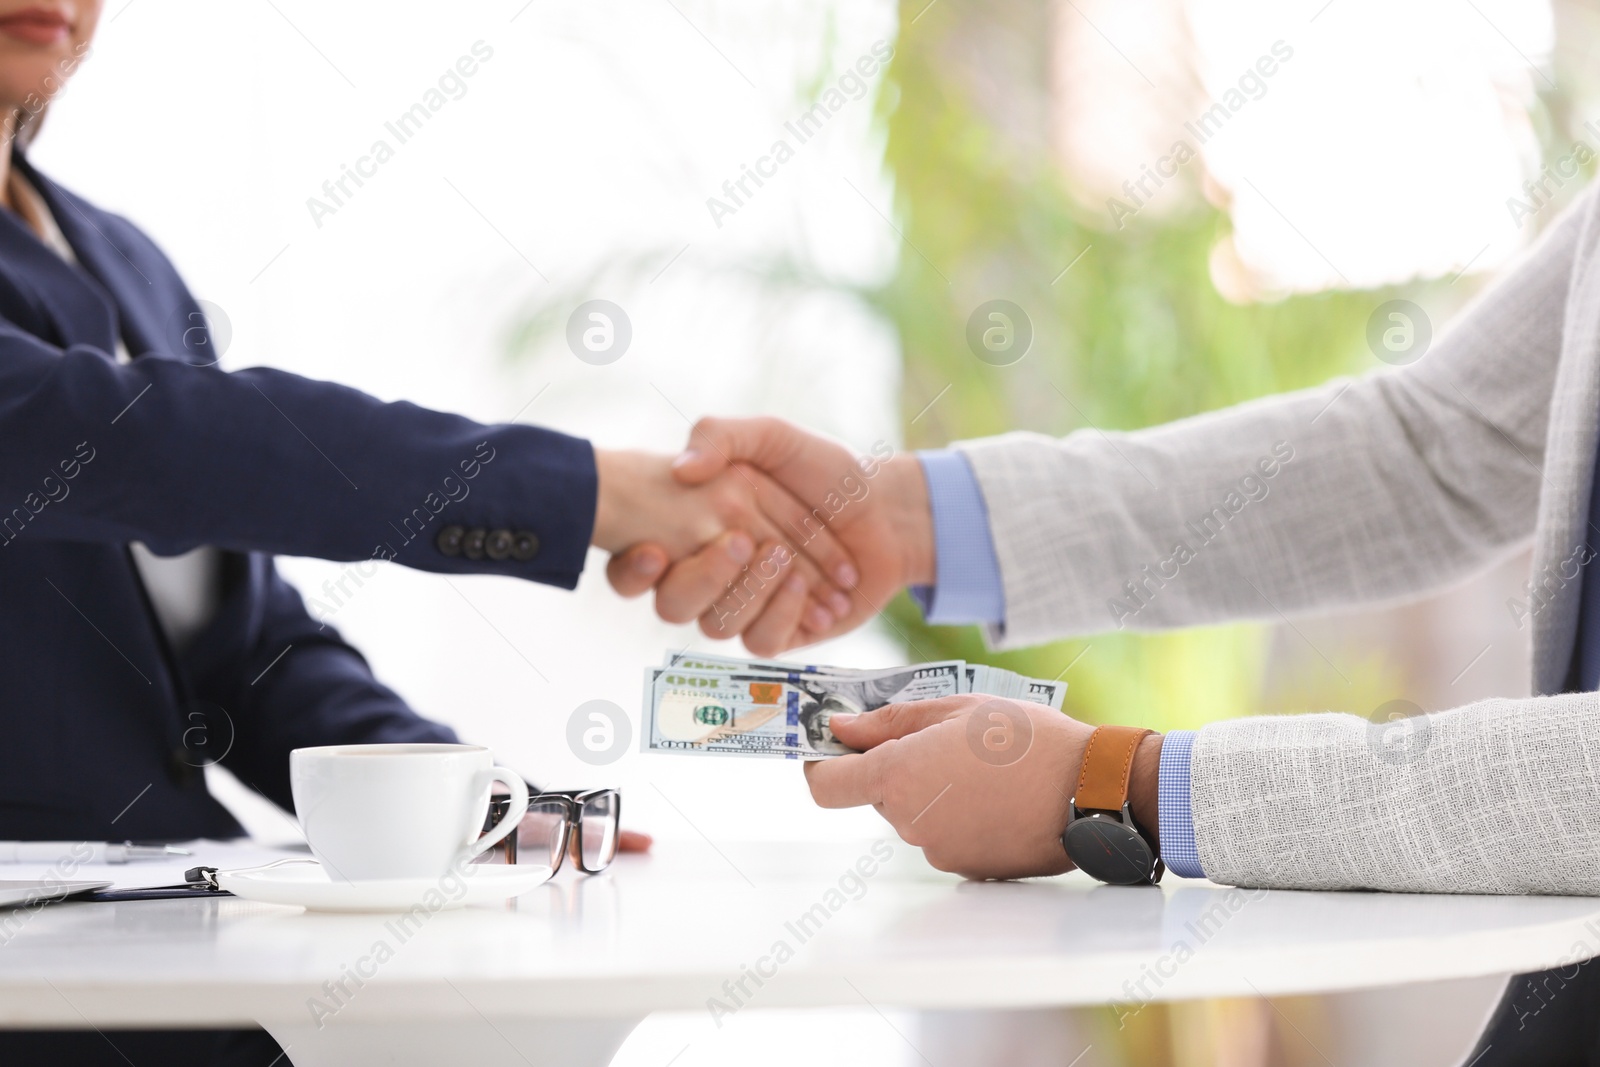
[
  {"left": 0, "top": 4, "right": 858, "bottom": 1062},
  {"left": 1, "top": 142, "right": 592, "bottom": 839},
  {"left": 0, "top": 68, "right": 854, "bottom": 842}
]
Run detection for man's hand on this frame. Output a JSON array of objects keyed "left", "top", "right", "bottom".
[
  {"left": 610, "top": 417, "right": 937, "bottom": 653},
  {"left": 804, "top": 695, "right": 1162, "bottom": 881},
  {"left": 592, "top": 448, "right": 859, "bottom": 652}
]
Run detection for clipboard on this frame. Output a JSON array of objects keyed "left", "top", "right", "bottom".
[
  {"left": 79, "top": 882, "right": 233, "bottom": 902},
  {"left": 77, "top": 865, "right": 234, "bottom": 902}
]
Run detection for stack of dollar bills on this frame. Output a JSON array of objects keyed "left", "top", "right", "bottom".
[{"left": 643, "top": 651, "right": 1067, "bottom": 760}]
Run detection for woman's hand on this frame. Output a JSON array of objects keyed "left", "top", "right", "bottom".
[{"left": 618, "top": 829, "right": 652, "bottom": 853}]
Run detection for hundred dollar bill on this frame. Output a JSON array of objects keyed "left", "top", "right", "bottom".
[
  {"left": 965, "top": 664, "right": 1066, "bottom": 710},
  {"left": 664, "top": 651, "right": 1063, "bottom": 708},
  {"left": 643, "top": 662, "right": 964, "bottom": 759},
  {"left": 667, "top": 652, "right": 1062, "bottom": 711},
  {"left": 664, "top": 652, "right": 857, "bottom": 676},
  {"left": 1018, "top": 676, "right": 1066, "bottom": 709}
]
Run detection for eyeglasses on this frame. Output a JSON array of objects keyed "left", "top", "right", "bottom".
[{"left": 484, "top": 788, "right": 620, "bottom": 875}]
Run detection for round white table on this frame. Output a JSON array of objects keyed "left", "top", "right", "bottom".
[{"left": 1, "top": 839, "right": 1595, "bottom": 1066}]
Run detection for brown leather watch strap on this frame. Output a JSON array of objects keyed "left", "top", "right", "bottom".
[{"left": 1074, "top": 725, "right": 1153, "bottom": 812}]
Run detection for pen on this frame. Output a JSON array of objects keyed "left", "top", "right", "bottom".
[{"left": 0, "top": 842, "right": 192, "bottom": 864}]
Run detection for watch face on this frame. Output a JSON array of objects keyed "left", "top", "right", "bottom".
[{"left": 1062, "top": 815, "right": 1155, "bottom": 885}]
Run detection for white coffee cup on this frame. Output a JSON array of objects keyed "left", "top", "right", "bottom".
[{"left": 290, "top": 743, "right": 528, "bottom": 882}]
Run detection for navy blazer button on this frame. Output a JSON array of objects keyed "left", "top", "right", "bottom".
[
  {"left": 511, "top": 531, "right": 540, "bottom": 561},
  {"left": 436, "top": 525, "right": 466, "bottom": 557},
  {"left": 462, "top": 527, "right": 488, "bottom": 561},
  {"left": 485, "top": 529, "right": 514, "bottom": 561}
]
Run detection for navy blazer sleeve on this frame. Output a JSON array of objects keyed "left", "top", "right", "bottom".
[
  {"left": 0, "top": 323, "right": 598, "bottom": 586},
  {"left": 183, "top": 556, "right": 460, "bottom": 812},
  {"left": 0, "top": 160, "right": 568, "bottom": 837},
  {"left": 0, "top": 162, "right": 597, "bottom": 583}
]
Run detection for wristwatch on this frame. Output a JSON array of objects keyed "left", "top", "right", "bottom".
[{"left": 1060, "top": 725, "right": 1163, "bottom": 886}]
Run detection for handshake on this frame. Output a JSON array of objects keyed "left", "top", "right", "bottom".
[{"left": 589, "top": 417, "right": 934, "bottom": 655}]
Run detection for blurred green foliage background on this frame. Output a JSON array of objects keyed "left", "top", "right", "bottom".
[{"left": 871, "top": 0, "right": 1463, "bottom": 736}]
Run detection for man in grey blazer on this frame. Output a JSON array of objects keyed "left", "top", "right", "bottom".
[{"left": 622, "top": 180, "right": 1600, "bottom": 1062}]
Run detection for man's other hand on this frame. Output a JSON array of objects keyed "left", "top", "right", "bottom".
[{"left": 804, "top": 695, "right": 1161, "bottom": 882}]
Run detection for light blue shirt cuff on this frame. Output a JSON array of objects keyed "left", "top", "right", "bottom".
[
  {"left": 1158, "top": 730, "right": 1205, "bottom": 879},
  {"left": 908, "top": 450, "right": 1006, "bottom": 626}
]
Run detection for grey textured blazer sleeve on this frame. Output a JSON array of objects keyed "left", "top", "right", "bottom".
[
  {"left": 956, "top": 189, "right": 1599, "bottom": 894},
  {"left": 1192, "top": 694, "right": 1600, "bottom": 894},
  {"left": 960, "top": 201, "right": 1578, "bottom": 649}
]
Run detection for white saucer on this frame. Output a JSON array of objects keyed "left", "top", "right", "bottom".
[{"left": 218, "top": 863, "right": 554, "bottom": 913}]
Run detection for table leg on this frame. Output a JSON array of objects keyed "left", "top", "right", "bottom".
[{"left": 261, "top": 1016, "right": 643, "bottom": 1067}]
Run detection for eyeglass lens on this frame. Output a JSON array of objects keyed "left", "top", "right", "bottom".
[
  {"left": 579, "top": 791, "right": 618, "bottom": 872},
  {"left": 522, "top": 797, "right": 573, "bottom": 871}
]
